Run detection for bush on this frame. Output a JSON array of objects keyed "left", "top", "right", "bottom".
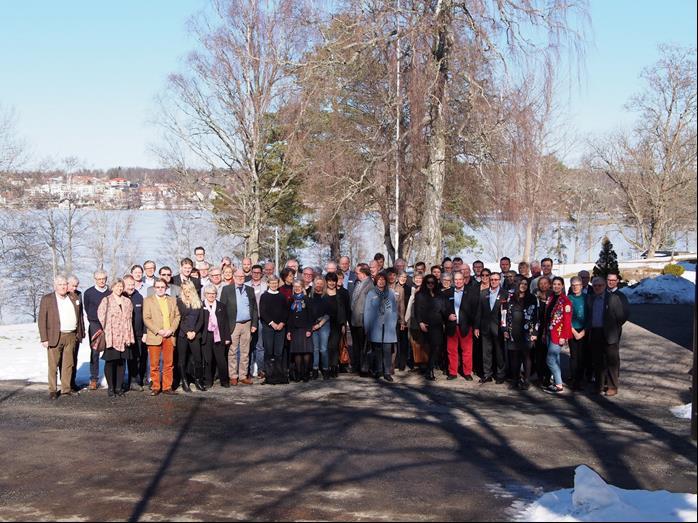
[{"left": 662, "top": 263, "right": 685, "bottom": 277}]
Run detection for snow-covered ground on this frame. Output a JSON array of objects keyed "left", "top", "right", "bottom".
[
  {"left": 622, "top": 275, "right": 695, "bottom": 304},
  {"left": 517, "top": 465, "right": 697, "bottom": 522},
  {"left": 670, "top": 404, "right": 693, "bottom": 420},
  {"left": 0, "top": 322, "right": 106, "bottom": 386}
]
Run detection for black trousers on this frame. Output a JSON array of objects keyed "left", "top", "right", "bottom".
[
  {"left": 262, "top": 327, "right": 288, "bottom": 384},
  {"left": 590, "top": 328, "right": 621, "bottom": 391},
  {"left": 327, "top": 325, "right": 342, "bottom": 368},
  {"left": 127, "top": 338, "right": 147, "bottom": 386},
  {"left": 203, "top": 338, "right": 229, "bottom": 386},
  {"left": 178, "top": 336, "right": 204, "bottom": 381},
  {"left": 371, "top": 343, "right": 394, "bottom": 376},
  {"left": 104, "top": 360, "right": 124, "bottom": 393},
  {"left": 88, "top": 321, "right": 102, "bottom": 381},
  {"left": 534, "top": 337, "right": 551, "bottom": 384},
  {"left": 568, "top": 335, "right": 591, "bottom": 384},
  {"left": 482, "top": 326, "right": 505, "bottom": 380},
  {"left": 350, "top": 326, "right": 366, "bottom": 373},
  {"left": 70, "top": 340, "right": 81, "bottom": 390},
  {"left": 473, "top": 334, "right": 484, "bottom": 377},
  {"left": 506, "top": 339, "right": 533, "bottom": 383},
  {"left": 397, "top": 327, "right": 409, "bottom": 370},
  {"left": 425, "top": 327, "right": 444, "bottom": 373}
]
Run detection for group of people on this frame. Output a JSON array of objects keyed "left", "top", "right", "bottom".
[{"left": 37, "top": 248, "right": 629, "bottom": 400}]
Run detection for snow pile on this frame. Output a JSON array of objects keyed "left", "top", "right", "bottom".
[
  {"left": 670, "top": 404, "right": 693, "bottom": 420},
  {"left": 622, "top": 275, "right": 695, "bottom": 304},
  {"left": 517, "top": 465, "right": 697, "bottom": 522},
  {"left": 0, "top": 322, "right": 106, "bottom": 386}
]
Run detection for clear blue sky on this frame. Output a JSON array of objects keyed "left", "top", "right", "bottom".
[{"left": 0, "top": 0, "right": 695, "bottom": 169}]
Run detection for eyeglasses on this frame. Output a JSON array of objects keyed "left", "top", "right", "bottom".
[
  {"left": 154, "top": 286, "right": 166, "bottom": 290},
  {"left": 160, "top": 272, "right": 172, "bottom": 276},
  {"left": 490, "top": 277, "right": 500, "bottom": 281}
]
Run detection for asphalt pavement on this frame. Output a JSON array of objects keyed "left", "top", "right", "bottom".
[{"left": 0, "top": 320, "right": 695, "bottom": 521}]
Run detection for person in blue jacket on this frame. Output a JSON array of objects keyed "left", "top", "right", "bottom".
[{"left": 363, "top": 272, "right": 399, "bottom": 382}]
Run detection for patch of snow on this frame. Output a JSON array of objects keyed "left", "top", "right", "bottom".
[
  {"left": 0, "top": 322, "right": 107, "bottom": 386},
  {"left": 622, "top": 275, "right": 695, "bottom": 304},
  {"left": 517, "top": 465, "right": 698, "bottom": 522},
  {"left": 670, "top": 404, "right": 693, "bottom": 420}
]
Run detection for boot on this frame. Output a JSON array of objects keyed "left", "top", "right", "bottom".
[
  {"left": 180, "top": 367, "right": 192, "bottom": 393},
  {"left": 194, "top": 365, "right": 207, "bottom": 391},
  {"left": 312, "top": 369, "right": 319, "bottom": 380}
]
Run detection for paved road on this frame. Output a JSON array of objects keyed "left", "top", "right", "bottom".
[
  {"left": 629, "top": 303, "right": 695, "bottom": 350},
  {"left": 0, "top": 322, "right": 695, "bottom": 521}
]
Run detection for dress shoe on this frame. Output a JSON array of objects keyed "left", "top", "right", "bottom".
[
  {"left": 49, "top": 392, "right": 58, "bottom": 400},
  {"left": 425, "top": 370, "right": 436, "bottom": 381},
  {"left": 89, "top": 379, "right": 98, "bottom": 390},
  {"left": 479, "top": 377, "right": 493, "bottom": 384},
  {"left": 312, "top": 369, "right": 319, "bottom": 380},
  {"left": 495, "top": 378, "right": 505, "bottom": 385},
  {"left": 605, "top": 388, "right": 618, "bottom": 397},
  {"left": 383, "top": 375, "right": 394, "bottom": 382},
  {"left": 239, "top": 378, "right": 253, "bottom": 385},
  {"left": 194, "top": 380, "right": 206, "bottom": 391},
  {"left": 162, "top": 389, "right": 178, "bottom": 395},
  {"left": 447, "top": 374, "right": 458, "bottom": 381},
  {"left": 464, "top": 375, "right": 473, "bottom": 381},
  {"left": 258, "top": 371, "right": 266, "bottom": 380},
  {"left": 150, "top": 389, "right": 161, "bottom": 396},
  {"left": 220, "top": 382, "right": 230, "bottom": 388},
  {"left": 108, "top": 389, "right": 115, "bottom": 398},
  {"left": 231, "top": 378, "right": 239, "bottom": 386}
]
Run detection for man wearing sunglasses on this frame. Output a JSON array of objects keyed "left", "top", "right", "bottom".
[{"left": 147, "top": 267, "right": 181, "bottom": 298}]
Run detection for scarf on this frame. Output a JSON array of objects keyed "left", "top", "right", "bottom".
[
  {"left": 206, "top": 302, "right": 221, "bottom": 343},
  {"left": 291, "top": 292, "right": 305, "bottom": 313},
  {"left": 376, "top": 287, "right": 390, "bottom": 315}
]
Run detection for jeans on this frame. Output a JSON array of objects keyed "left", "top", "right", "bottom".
[
  {"left": 312, "top": 322, "right": 330, "bottom": 370},
  {"left": 546, "top": 340, "right": 563, "bottom": 386},
  {"left": 252, "top": 323, "right": 265, "bottom": 375}
]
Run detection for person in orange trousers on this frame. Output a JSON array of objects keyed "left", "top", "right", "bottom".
[{"left": 143, "top": 279, "right": 181, "bottom": 395}]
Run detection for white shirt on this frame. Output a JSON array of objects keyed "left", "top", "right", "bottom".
[{"left": 56, "top": 293, "right": 77, "bottom": 332}]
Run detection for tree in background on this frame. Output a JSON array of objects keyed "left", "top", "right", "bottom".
[
  {"left": 589, "top": 45, "right": 697, "bottom": 258},
  {"left": 157, "top": 0, "right": 316, "bottom": 263},
  {"left": 593, "top": 236, "right": 621, "bottom": 281}
]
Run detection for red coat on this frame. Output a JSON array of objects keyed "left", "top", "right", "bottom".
[{"left": 545, "top": 293, "right": 573, "bottom": 345}]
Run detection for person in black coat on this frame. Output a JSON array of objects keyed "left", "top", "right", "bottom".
[
  {"left": 172, "top": 257, "right": 202, "bottom": 294},
  {"left": 414, "top": 274, "right": 446, "bottom": 381},
  {"left": 323, "top": 272, "right": 347, "bottom": 379},
  {"left": 83, "top": 270, "right": 111, "bottom": 389},
  {"left": 259, "top": 276, "right": 290, "bottom": 384},
  {"left": 336, "top": 270, "right": 352, "bottom": 372},
  {"left": 286, "top": 280, "right": 314, "bottom": 382},
  {"left": 176, "top": 282, "right": 205, "bottom": 392},
  {"left": 442, "top": 271, "right": 481, "bottom": 381},
  {"left": 201, "top": 285, "right": 232, "bottom": 388},
  {"left": 585, "top": 276, "right": 630, "bottom": 396},
  {"left": 124, "top": 275, "right": 146, "bottom": 391},
  {"left": 475, "top": 272, "right": 508, "bottom": 384}
]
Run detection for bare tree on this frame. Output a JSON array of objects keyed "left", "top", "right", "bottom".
[
  {"left": 0, "top": 104, "right": 26, "bottom": 173},
  {"left": 88, "top": 209, "right": 138, "bottom": 281},
  {"left": 589, "top": 45, "right": 697, "bottom": 257},
  {"left": 157, "top": 0, "right": 316, "bottom": 263}
]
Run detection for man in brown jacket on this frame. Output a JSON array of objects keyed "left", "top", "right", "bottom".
[
  {"left": 38, "top": 275, "right": 85, "bottom": 399},
  {"left": 143, "top": 279, "right": 181, "bottom": 395}
]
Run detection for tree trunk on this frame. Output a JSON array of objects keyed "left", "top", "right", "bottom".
[
  {"left": 414, "top": 0, "right": 452, "bottom": 265},
  {"left": 523, "top": 211, "right": 534, "bottom": 262}
]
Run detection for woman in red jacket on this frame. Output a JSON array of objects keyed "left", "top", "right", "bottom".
[{"left": 543, "top": 276, "right": 572, "bottom": 394}]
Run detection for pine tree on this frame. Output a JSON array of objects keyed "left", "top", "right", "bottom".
[{"left": 593, "top": 236, "right": 621, "bottom": 280}]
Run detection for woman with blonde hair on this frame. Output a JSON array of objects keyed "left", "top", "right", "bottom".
[
  {"left": 97, "top": 279, "right": 135, "bottom": 397},
  {"left": 176, "top": 281, "right": 205, "bottom": 392}
]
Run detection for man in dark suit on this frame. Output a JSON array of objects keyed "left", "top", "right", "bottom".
[
  {"left": 124, "top": 275, "right": 146, "bottom": 391},
  {"left": 38, "top": 275, "right": 85, "bottom": 399},
  {"left": 586, "top": 276, "right": 630, "bottom": 396},
  {"left": 172, "top": 257, "right": 202, "bottom": 294},
  {"left": 443, "top": 271, "right": 481, "bottom": 381},
  {"left": 475, "top": 272, "right": 507, "bottom": 384},
  {"left": 220, "top": 269, "right": 258, "bottom": 385}
]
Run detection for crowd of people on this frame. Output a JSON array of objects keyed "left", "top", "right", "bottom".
[{"left": 37, "top": 247, "right": 630, "bottom": 400}]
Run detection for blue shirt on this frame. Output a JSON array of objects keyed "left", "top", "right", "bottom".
[
  {"left": 235, "top": 286, "right": 251, "bottom": 323},
  {"left": 489, "top": 288, "right": 499, "bottom": 310},
  {"left": 454, "top": 289, "right": 463, "bottom": 322},
  {"left": 591, "top": 293, "right": 605, "bottom": 328}
]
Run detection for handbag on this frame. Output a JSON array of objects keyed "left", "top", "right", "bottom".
[
  {"left": 339, "top": 331, "right": 350, "bottom": 365},
  {"left": 91, "top": 297, "right": 109, "bottom": 352}
]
